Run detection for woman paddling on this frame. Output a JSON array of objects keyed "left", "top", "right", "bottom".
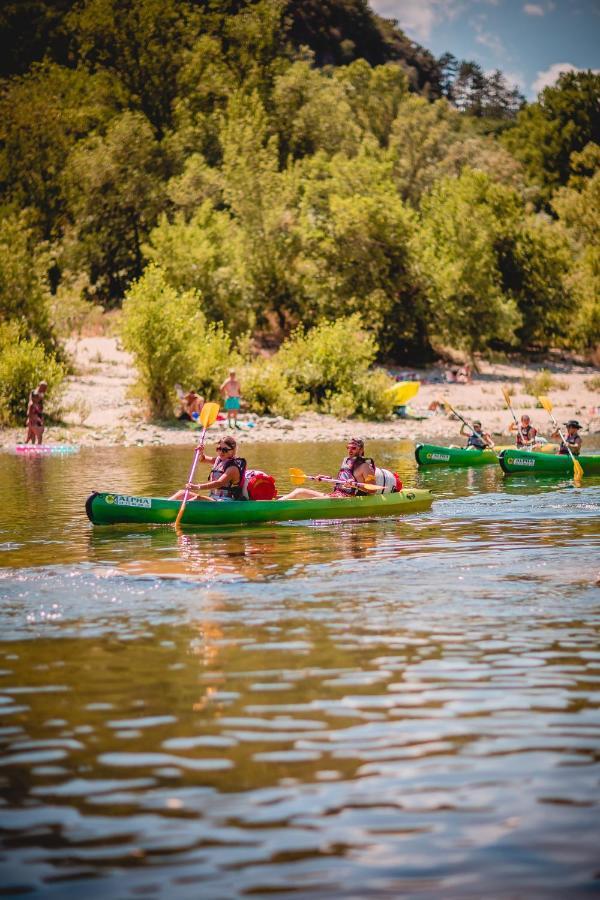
[
  {"left": 281, "top": 438, "right": 376, "bottom": 500},
  {"left": 552, "top": 419, "right": 583, "bottom": 457},
  {"left": 169, "top": 435, "right": 246, "bottom": 502}
]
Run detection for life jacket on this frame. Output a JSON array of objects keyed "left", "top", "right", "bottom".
[
  {"left": 335, "top": 455, "right": 376, "bottom": 496},
  {"left": 241, "top": 469, "right": 277, "bottom": 501},
  {"left": 559, "top": 434, "right": 580, "bottom": 456},
  {"left": 209, "top": 456, "right": 246, "bottom": 500},
  {"left": 466, "top": 432, "right": 487, "bottom": 450},
  {"left": 516, "top": 424, "right": 536, "bottom": 447},
  {"left": 374, "top": 467, "right": 402, "bottom": 494}
]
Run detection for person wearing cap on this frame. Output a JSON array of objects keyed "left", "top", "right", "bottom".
[
  {"left": 460, "top": 419, "right": 494, "bottom": 450},
  {"left": 552, "top": 420, "right": 583, "bottom": 456},
  {"left": 281, "top": 438, "right": 376, "bottom": 500},
  {"left": 169, "top": 435, "right": 247, "bottom": 502},
  {"left": 220, "top": 370, "right": 242, "bottom": 429},
  {"left": 24, "top": 380, "right": 47, "bottom": 445}
]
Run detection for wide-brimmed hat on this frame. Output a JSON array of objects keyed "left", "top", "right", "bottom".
[{"left": 564, "top": 419, "right": 582, "bottom": 429}]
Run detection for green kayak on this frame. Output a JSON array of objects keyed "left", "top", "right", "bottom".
[
  {"left": 415, "top": 442, "right": 557, "bottom": 468},
  {"left": 499, "top": 449, "right": 600, "bottom": 476},
  {"left": 86, "top": 489, "right": 434, "bottom": 527}
]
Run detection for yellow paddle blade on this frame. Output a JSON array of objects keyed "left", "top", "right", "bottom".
[
  {"left": 573, "top": 458, "right": 584, "bottom": 482},
  {"left": 290, "top": 475, "right": 306, "bottom": 485},
  {"left": 384, "top": 380, "right": 420, "bottom": 406},
  {"left": 501, "top": 387, "right": 512, "bottom": 407},
  {"left": 200, "top": 401, "right": 220, "bottom": 429},
  {"left": 537, "top": 395, "right": 552, "bottom": 415}
]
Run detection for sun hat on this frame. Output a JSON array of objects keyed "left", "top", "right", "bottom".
[{"left": 564, "top": 420, "right": 582, "bottom": 428}]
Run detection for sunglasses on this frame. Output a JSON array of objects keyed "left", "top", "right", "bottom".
[{"left": 216, "top": 444, "right": 234, "bottom": 452}]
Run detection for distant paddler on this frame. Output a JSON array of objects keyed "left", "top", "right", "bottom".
[
  {"left": 509, "top": 413, "right": 539, "bottom": 449},
  {"left": 552, "top": 419, "right": 583, "bottom": 457},
  {"left": 460, "top": 419, "right": 494, "bottom": 450}
]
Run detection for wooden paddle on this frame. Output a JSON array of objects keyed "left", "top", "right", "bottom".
[
  {"left": 537, "top": 395, "right": 583, "bottom": 483},
  {"left": 501, "top": 386, "right": 530, "bottom": 447},
  {"left": 174, "top": 401, "right": 220, "bottom": 526},
  {"left": 288, "top": 467, "right": 383, "bottom": 494}
]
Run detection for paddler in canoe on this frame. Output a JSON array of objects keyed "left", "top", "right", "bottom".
[
  {"left": 551, "top": 419, "right": 583, "bottom": 456},
  {"left": 460, "top": 420, "right": 494, "bottom": 450},
  {"left": 509, "top": 413, "right": 539, "bottom": 448},
  {"left": 281, "top": 437, "right": 377, "bottom": 500},
  {"left": 169, "top": 435, "right": 246, "bottom": 502}
]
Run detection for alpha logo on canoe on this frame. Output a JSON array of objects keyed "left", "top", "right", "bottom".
[
  {"left": 512, "top": 457, "right": 536, "bottom": 467},
  {"left": 426, "top": 453, "right": 450, "bottom": 461},
  {"left": 105, "top": 494, "right": 152, "bottom": 508}
]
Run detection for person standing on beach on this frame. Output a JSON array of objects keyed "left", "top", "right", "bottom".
[
  {"left": 25, "top": 380, "right": 47, "bottom": 445},
  {"left": 220, "top": 370, "right": 242, "bottom": 429}
]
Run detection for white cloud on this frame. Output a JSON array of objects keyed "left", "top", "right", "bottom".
[
  {"left": 475, "top": 28, "right": 505, "bottom": 56},
  {"left": 369, "top": 1, "right": 462, "bottom": 41},
  {"left": 531, "top": 62, "right": 599, "bottom": 95},
  {"left": 523, "top": 3, "right": 545, "bottom": 15}
]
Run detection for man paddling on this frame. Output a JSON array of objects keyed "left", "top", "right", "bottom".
[
  {"left": 281, "top": 438, "right": 376, "bottom": 500},
  {"left": 461, "top": 420, "right": 494, "bottom": 450},
  {"left": 169, "top": 435, "right": 246, "bottom": 502},
  {"left": 552, "top": 419, "right": 583, "bottom": 456},
  {"left": 509, "top": 413, "right": 538, "bottom": 448}
]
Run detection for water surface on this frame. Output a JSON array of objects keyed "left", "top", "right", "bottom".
[{"left": 1, "top": 440, "right": 599, "bottom": 898}]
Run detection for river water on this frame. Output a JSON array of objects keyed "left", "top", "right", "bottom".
[{"left": 1, "top": 439, "right": 599, "bottom": 898}]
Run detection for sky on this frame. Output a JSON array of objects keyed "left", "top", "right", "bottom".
[{"left": 369, "top": 0, "right": 600, "bottom": 99}]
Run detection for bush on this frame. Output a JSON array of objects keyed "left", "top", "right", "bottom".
[
  {"left": 240, "top": 359, "right": 304, "bottom": 418},
  {"left": 191, "top": 323, "right": 241, "bottom": 403},
  {"left": 120, "top": 265, "right": 206, "bottom": 418},
  {"left": 0, "top": 322, "right": 67, "bottom": 425},
  {"left": 522, "top": 369, "right": 568, "bottom": 395}
]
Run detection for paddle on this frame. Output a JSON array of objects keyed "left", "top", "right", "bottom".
[
  {"left": 288, "top": 467, "right": 383, "bottom": 494},
  {"left": 501, "top": 387, "right": 529, "bottom": 447},
  {"left": 174, "top": 401, "right": 220, "bottom": 526},
  {"left": 537, "top": 395, "right": 583, "bottom": 483}
]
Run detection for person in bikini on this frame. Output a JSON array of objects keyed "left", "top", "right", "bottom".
[
  {"left": 220, "top": 370, "right": 242, "bottom": 429},
  {"left": 281, "top": 437, "right": 376, "bottom": 500},
  {"left": 509, "top": 414, "right": 538, "bottom": 448},
  {"left": 460, "top": 420, "right": 494, "bottom": 450},
  {"left": 169, "top": 435, "right": 246, "bottom": 502},
  {"left": 24, "top": 380, "right": 47, "bottom": 444},
  {"left": 552, "top": 419, "right": 583, "bottom": 456}
]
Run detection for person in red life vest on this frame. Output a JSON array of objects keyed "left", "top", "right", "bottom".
[
  {"left": 509, "top": 413, "right": 538, "bottom": 448},
  {"left": 552, "top": 419, "right": 583, "bottom": 456},
  {"left": 281, "top": 437, "right": 376, "bottom": 500},
  {"left": 169, "top": 435, "right": 246, "bottom": 502}
]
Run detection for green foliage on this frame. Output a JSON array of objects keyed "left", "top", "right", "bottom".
[
  {"left": 120, "top": 264, "right": 204, "bottom": 418},
  {"left": 239, "top": 359, "right": 303, "bottom": 418},
  {"left": 0, "top": 322, "right": 67, "bottom": 425},
  {"left": 522, "top": 369, "right": 567, "bottom": 396},
  {"left": 0, "top": 212, "right": 58, "bottom": 351},
  {"left": 190, "top": 323, "right": 240, "bottom": 404}
]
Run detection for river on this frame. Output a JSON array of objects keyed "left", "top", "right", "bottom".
[{"left": 1, "top": 439, "right": 599, "bottom": 898}]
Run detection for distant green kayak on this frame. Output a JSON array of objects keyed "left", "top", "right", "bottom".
[
  {"left": 86, "top": 489, "right": 434, "bottom": 527},
  {"left": 499, "top": 449, "right": 600, "bottom": 476},
  {"left": 415, "top": 442, "right": 557, "bottom": 468}
]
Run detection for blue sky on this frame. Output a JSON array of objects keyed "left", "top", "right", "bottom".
[{"left": 370, "top": 0, "right": 599, "bottom": 99}]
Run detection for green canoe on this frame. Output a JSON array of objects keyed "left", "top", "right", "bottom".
[
  {"left": 86, "top": 489, "right": 434, "bottom": 527},
  {"left": 415, "top": 442, "right": 557, "bottom": 468},
  {"left": 499, "top": 449, "right": 600, "bottom": 476}
]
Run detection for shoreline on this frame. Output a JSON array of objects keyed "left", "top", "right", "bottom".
[{"left": 1, "top": 336, "right": 598, "bottom": 450}]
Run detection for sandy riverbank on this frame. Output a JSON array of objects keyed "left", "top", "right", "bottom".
[{"left": 1, "top": 336, "right": 598, "bottom": 449}]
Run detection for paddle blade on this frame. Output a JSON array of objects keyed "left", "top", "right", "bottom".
[
  {"left": 573, "top": 458, "right": 584, "bottom": 482},
  {"left": 501, "top": 387, "right": 512, "bottom": 407},
  {"left": 537, "top": 395, "right": 552, "bottom": 415},
  {"left": 200, "top": 401, "right": 220, "bottom": 429},
  {"left": 289, "top": 467, "right": 306, "bottom": 485}
]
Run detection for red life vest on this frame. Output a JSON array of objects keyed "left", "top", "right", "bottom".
[
  {"left": 209, "top": 456, "right": 246, "bottom": 500},
  {"left": 516, "top": 424, "right": 537, "bottom": 447},
  {"left": 335, "top": 456, "right": 376, "bottom": 496}
]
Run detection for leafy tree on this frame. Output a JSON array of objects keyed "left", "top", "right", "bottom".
[
  {"left": 0, "top": 321, "right": 67, "bottom": 426},
  {"left": 62, "top": 110, "right": 166, "bottom": 305},
  {"left": 503, "top": 70, "right": 600, "bottom": 207},
  {"left": 334, "top": 59, "right": 408, "bottom": 147}
]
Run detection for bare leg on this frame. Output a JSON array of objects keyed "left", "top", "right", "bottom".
[{"left": 279, "top": 487, "right": 329, "bottom": 501}]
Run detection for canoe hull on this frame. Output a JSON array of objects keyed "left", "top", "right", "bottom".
[
  {"left": 86, "top": 489, "right": 434, "bottom": 527},
  {"left": 415, "top": 442, "right": 557, "bottom": 468},
  {"left": 499, "top": 449, "right": 600, "bottom": 476}
]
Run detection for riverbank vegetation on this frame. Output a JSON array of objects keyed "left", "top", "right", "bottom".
[{"left": 0, "top": 0, "right": 598, "bottom": 423}]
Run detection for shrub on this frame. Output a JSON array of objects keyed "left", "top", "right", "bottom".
[
  {"left": 191, "top": 323, "right": 241, "bottom": 403},
  {"left": 0, "top": 322, "right": 67, "bottom": 425},
  {"left": 240, "top": 359, "right": 304, "bottom": 417},
  {"left": 522, "top": 369, "right": 568, "bottom": 395},
  {"left": 120, "top": 265, "right": 205, "bottom": 418},
  {"left": 585, "top": 374, "right": 600, "bottom": 391}
]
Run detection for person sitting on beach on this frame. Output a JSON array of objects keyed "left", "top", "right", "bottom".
[
  {"left": 461, "top": 420, "right": 494, "bottom": 450},
  {"left": 169, "top": 435, "right": 246, "bottom": 502},
  {"left": 552, "top": 420, "right": 583, "bottom": 456},
  {"left": 24, "top": 381, "right": 47, "bottom": 445},
  {"left": 220, "top": 370, "right": 242, "bottom": 429},
  {"left": 176, "top": 387, "right": 204, "bottom": 421},
  {"left": 281, "top": 437, "right": 376, "bottom": 500},
  {"left": 510, "top": 414, "right": 538, "bottom": 448}
]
